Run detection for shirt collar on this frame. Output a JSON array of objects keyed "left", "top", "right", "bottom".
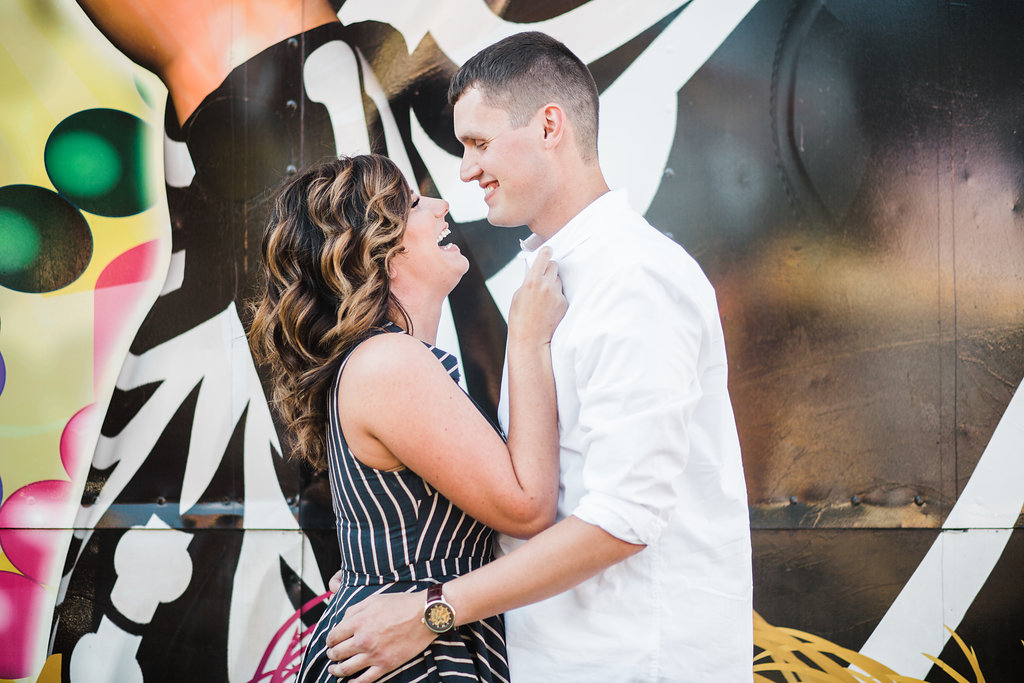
[{"left": 519, "top": 189, "right": 629, "bottom": 266}]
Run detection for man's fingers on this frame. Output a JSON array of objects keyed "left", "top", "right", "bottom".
[
  {"left": 326, "top": 636, "right": 359, "bottom": 663},
  {"left": 326, "top": 653, "right": 374, "bottom": 681},
  {"left": 351, "top": 665, "right": 388, "bottom": 683},
  {"left": 325, "top": 621, "right": 354, "bottom": 649}
]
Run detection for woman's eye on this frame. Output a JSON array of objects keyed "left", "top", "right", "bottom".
[{"left": 411, "top": 197, "right": 420, "bottom": 208}]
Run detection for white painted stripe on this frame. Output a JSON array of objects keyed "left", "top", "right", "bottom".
[
  {"left": 354, "top": 48, "right": 416, "bottom": 185},
  {"left": 600, "top": 0, "right": 761, "bottom": 215},
  {"left": 860, "top": 383, "right": 1024, "bottom": 675},
  {"left": 436, "top": 298, "right": 468, "bottom": 393},
  {"left": 158, "top": 250, "right": 186, "bottom": 296},
  {"left": 340, "top": 0, "right": 691, "bottom": 67},
  {"left": 303, "top": 41, "right": 372, "bottom": 157},
  {"left": 163, "top": 133, "right": 195, "bottom": 188}
]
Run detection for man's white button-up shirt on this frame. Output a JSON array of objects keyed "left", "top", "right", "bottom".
[{"left": 497, "top": 190, "right": 753, "bottom": 682}]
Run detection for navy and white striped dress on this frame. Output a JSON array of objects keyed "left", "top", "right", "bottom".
[{"left": 297, "top": 323, "right": 510, "bottom": 683}]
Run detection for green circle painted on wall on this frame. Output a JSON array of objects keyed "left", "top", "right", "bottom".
[
  {"left": 44, "top": 108, "right": 153, "bottom": 217},
  {"left": 46, "top": 131, "right": 122, "bottom": 199},
  {"left": 0, "top": 208, "right": 41, "bottom": 272},
  {"left": 0, "top": 184, "right": 92, "bottom": 293}
]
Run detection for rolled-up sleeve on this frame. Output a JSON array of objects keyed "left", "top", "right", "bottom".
[{"left": 570, "top": 264, "right": 706, "bottom": 546}]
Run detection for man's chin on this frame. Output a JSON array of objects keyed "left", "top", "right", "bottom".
[{"left": 485, "top": 209, "right": 521, "bottom": 228}]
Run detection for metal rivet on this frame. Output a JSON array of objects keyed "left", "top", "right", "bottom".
[
  {"left": 851, "top": 495, "right": 861, "bottom": 505},
  {"left": 286, "top": 99, "right": 298, "bottom": 112},
  {"left": 156, "top": 496, "right": 167, "bottom": 506},
  {"left": 286, "top": 164, "right": 297, "bottom": 175},
  {"left": 789, "top": 495, "right": 798, "bottom": 505},
  {"left": 287, "top": 37, "right": 298, "bottom": 48},
  {"left": 914, "top": 495, "right": 924, "bottom": 506}
]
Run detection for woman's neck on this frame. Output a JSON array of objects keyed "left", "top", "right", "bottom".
[{"left": 391, "top": 299, "right": 443, "bottom": 346}]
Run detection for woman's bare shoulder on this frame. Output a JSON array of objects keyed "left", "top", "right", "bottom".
[{"left": 342, "top": 331, "right": 445, "bottom": 387}]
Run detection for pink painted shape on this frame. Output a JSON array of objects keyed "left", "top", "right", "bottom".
[
  {"left": 247, "top": 591, "right": 331, "bottom": 683},
  {"left": 93, "top": 240, "right": 161, "bottom": 392},
  {"left": 0, "top": 571, "right": 48, "bottom": 679},
  {"left": 0, "top": 480, "right": 72, "bottom": 584},
  {"left": 95, "top": 239, "right": 160, "bottom": 289},
  {"left": 60, "top": 404, "right": 98, "bottom": 483}
]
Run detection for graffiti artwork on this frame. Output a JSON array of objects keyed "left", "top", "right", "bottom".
[{"left": 0, "top": 0, "right": 1021, "bottom": 681}]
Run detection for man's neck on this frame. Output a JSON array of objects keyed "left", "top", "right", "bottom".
[{"left": 530, "top": 169, "right": 610, "bottom": 241}]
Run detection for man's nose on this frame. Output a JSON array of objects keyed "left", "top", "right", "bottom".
[{"left": 459, "top": 152, "right": 479, "bottom": 183}]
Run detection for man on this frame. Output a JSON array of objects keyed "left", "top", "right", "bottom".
[{"left": 325, "top": 31, "right": 752, "bottom": 682}]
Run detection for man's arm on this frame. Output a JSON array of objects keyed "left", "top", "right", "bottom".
[{"left": 325, "top": 516, "right": 643, "bottom": 682}]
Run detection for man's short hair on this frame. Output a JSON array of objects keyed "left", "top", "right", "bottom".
[{"left": 448, "top": 31, "right": 600, "bottom": 162}]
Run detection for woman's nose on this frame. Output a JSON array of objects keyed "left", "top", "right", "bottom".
[{"left": 431, "top": 197, "right": 450, "bottom": 217}]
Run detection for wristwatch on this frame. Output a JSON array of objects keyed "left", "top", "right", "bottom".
[{"left": 421, "top": 584, "right": 456, "bottom": 634}]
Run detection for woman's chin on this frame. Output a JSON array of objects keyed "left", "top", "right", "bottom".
[
  {"left": 445, "top": 257, "right": 470, "bottom": 292},
  {"left": 449, "top": 250, "right": 470, "bottom": 274}
]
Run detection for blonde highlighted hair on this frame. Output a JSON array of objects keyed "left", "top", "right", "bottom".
[{"left": 250, "top": 154, "right": 412, "bottom": 470}]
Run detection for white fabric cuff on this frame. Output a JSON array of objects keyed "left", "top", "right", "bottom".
[{"left": 572, "top": 491, "right": 667, "bottom": 546}]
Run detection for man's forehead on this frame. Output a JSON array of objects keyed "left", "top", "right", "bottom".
[
  {"left": 454, "top": 89, "right": 510, "bottom": 137},
  {"left": 453, "top": 86, "right": 488, "bottom": 116}
]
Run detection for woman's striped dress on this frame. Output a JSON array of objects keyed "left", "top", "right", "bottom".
[{"left": 297, "top": 324, "right": 510, "bottom": 683}]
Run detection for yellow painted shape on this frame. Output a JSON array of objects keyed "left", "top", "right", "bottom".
[
  {"left": 35, "top": 654, "right": 63, "bottom": 683},
  {"left": 0, "top": 553, "right": 19, "bottom": 574},
  {"left": 0, "top": 288, "right": 93, "bottom": 490}
]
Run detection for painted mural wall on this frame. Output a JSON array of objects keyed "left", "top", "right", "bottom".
[{"left": 0, "top": 0, "right": 1021, "bottom": 681}]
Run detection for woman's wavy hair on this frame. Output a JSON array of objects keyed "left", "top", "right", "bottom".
[{"left": 250, "top": 154, "right": 412, "bottom": 470}]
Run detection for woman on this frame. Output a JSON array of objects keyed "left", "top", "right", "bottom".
[{"left": 250, "top": 154, "right": 566, "bottom": 682}]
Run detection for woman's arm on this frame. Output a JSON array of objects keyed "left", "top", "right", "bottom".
[{"left": 340, "top": 249, "right": 565, "bottom": 538}]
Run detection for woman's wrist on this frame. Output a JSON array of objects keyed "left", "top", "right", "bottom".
[{"left": 506, "top": 327, "right": 553, "bottom": 349}]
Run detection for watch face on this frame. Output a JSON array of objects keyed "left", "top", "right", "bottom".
[{"left": 425, "top": 602, "right": 455, "bottom": 633}]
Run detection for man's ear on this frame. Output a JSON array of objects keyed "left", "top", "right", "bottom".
[{"left": 541, "top": 103, "right": 566, "bottom": 148}]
